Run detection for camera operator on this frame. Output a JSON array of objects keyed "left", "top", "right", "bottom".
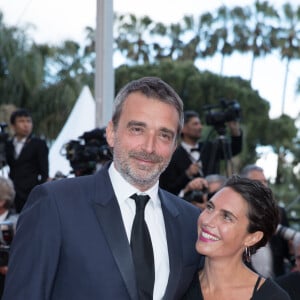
[
  {"left": 159, "top": 110, "right": 242, "bottom": 200},
  {"left": 240, "top": 164, "right": 292, "bottom": 278},
  {"left": 63, "top": 127, "right": 112, "bottom": 177},
  {"left": 0, "top": 177, "right": 18, "bottom": 298}
]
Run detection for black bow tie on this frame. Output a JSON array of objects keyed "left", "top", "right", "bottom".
[{"left": 190, "top": 147, "right": 200, "bottom": 152}]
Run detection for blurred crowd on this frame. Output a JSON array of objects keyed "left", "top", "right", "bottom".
[{"left": 0, "top": 102, "right": 299, "bottom": 299}]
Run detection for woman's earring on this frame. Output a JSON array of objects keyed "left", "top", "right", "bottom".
[{"left": 245, "top": 246, "right": 251, "bottom": 263}]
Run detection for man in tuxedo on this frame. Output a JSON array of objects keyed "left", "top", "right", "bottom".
[
  {"left": 5, "top": 108, "right": 49, "bottom": 213},
  {"left": 159, "top": 110, "right": 242, "bottom": 198},
  {"left": 3, "top": 77, "right": 202, "bottom": 300}
]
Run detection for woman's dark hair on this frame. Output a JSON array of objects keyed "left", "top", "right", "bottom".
[{"left": 224, "top": 175, "right": 279, "bottom": 254}]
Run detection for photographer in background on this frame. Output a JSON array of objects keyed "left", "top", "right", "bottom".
[
  {"left": 0, "top": 176, "right": 18, "bottom": 299},
  {"left": 63, "top": 127, "right": 112, "bottom": 177},
  {"left": 159, "top": 110, "right": 242, "bottom": 201},
  {"left": 276, "top": 235, "right": 300, "bottom": 300},
  {"left": 5, "top": 109, "right": 49, "bottom": 213},
  {"left": 240, "top": 164, "right": 292, "bottom": 278}
]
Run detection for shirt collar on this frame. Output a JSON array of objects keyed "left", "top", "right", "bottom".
[
  {"left": 13, "top": 136, "right": 27, "bottom": 144},
  {"left": 181, "top": 141, "right": 198, "bottom": 152}
]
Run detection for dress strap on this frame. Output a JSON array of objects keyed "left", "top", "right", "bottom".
[{"left": 251, "top": 275, "right": 262, "bottom": 298}]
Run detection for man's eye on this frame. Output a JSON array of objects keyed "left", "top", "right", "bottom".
[
  {"left": 130, "top": 127, "right": 143, "bottom": 134},
  {"left": 160, "top": 132, "right": 172, "bottom": 141}
]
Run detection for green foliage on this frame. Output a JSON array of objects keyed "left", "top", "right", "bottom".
[
  {"left": 0, "top": 13, "right": 94, "bottom": 140},
  {"left": 1, "top": 2, "right": 300, "bottom": 215},
  {"left": 115, "top": 61, "right": 272, "bottom": 168}
]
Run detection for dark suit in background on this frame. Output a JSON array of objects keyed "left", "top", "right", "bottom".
[
  {"left": 276, "top": 271, "right": 300, "bottom": 300},
  {"left": 2, "top": 166, "right": 202, "bottom": 300},
  {"left": 271, "top": 206, "right": 291, "bottom": 277},
  {"left": 160, "top": 136, "right": 242, "bottom": 195},
  {"left": 6, "top": 134, "right": 49, "bottom": 213}
]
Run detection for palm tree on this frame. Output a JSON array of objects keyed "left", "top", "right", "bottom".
[
  {"left": 0, "top": 13, "right": 91, "bottom": 139},
  {"left": 232, "top": 1, "right": 279, "bottom": 84},
  {"left": 114, "top": 13, "right": 155, "bottom": 64},
  {"left": 276, "top": 2, "right": 300, "bottom": 115},
  {"left": 213, "top": 5, "right": 236, "bottom": 75},
  {"left": 177, "top": 14, "right": 213, "bottom": 62}
]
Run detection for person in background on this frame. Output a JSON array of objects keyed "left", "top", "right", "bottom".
[
  {"left": 275, "top": 235, "right": 300, "bottom": 300},
  {"left": 205, "top": 174, "right": 227, "bottom": 200},
  {"left": 2, "top": 77, "right": 202, "bottom": 300},
  {"left": 292, "top": 234, "right": 300, "bottom": 272},
  {"left": 5, "top": 108, "right": 49, "bottom": 213},
  {"left": 187, "top": 174, "right": 227, "bottom": 211},
  {"left": 159, "top": 110, "right": 242, "bottom": 198},
  {"left": 182, "top": 175, "right": 290, "bottom": 300},
  {"left": 0, "top": 176, "right": 18, "bottom": 299},
  {"left": 240, "top": 164, "right": 291, "bottom": 278}
]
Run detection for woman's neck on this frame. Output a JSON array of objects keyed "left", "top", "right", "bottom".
[{"left": 200, "top": 257, "right": 253, "bottom": 290}]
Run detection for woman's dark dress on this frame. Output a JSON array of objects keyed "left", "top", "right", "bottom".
[{"left": 182, "top": 274, "right": 291, "bottom": 300}]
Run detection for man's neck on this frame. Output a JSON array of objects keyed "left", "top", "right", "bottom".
[
  {"left": 14, "top": 135, "right": 28, "bottom": 142},
  {"left": 181, "top": 137, "right": 198, "bottom": 147}
]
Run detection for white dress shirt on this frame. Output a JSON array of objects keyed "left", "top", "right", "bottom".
[
  {"left": 109, "top": 163, "right": 170, "bottom": 300},
  {"left": 181, "top": 141, "right": 200, "bottom": 162},
  {"left": 13, "top": 137, "right": 26, "bottom": 159}
]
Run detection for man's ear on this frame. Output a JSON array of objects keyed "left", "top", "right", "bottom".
[{"left": 106, "top": 121, "right": 115, "bottom": 148}]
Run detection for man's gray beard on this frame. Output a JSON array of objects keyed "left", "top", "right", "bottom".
[{"left": 114, "top": 152, "right": 171, "bottom": 190}]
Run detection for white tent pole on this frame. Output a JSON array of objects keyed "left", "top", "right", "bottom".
[{"left": 95, "top": 0, "right": 114, "bottom": 127}]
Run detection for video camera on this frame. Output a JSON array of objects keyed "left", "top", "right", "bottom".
[
  {"left": 0, "top": 123, "right": 9, "bottom": 168},
  {"left": 61, "top": 128, "right": 112, "bottom": 176},
  {"left": 203, "top": 99, "right": 241, "bottom": 134},
  {"left": 184, "top": 187, "right": 208, "bottom": 204},
  {"left": 276, "top": 224, "right": 300, "bottom": 241}
]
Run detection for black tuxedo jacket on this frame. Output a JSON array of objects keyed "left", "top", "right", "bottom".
[
  {"left": 276, "top": 271, "right": 300, "bottom": 300},
  {"left": 270, "top": 206, "right": 291, "bottom": 277},
  {"left": 160, "top": 135, "right": 242, "bottom": 195},
  {"left": 3, "top": 165, "right": 202, "bottom": 300},
  {"left": 6, "top": 134, "right": 49, "bottom": 210}
]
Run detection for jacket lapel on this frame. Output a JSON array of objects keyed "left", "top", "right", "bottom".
[
  {"left": 159, "top": 189, "right": 182, "bottom": 300},
  {"left": 92, "top": 169, "right": 138, "bottom": 300}
]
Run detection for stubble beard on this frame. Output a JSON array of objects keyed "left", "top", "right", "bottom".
[{"left": 112, "top": 139, "right": 171, "bottom": 189}]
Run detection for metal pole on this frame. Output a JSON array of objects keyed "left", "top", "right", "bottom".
[{"left": 95, "top": 0, "right": 114, "bottom": 127}]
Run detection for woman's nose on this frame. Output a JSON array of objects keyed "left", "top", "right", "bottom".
[{"left": 202, "top": 212, "right": 217, "bottom": 228}]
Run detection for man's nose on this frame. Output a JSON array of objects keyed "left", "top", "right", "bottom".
[{"left": 143, "top": 132, "right": 156, "bottom": 153}]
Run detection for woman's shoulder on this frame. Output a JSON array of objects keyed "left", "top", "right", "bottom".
[{"left": 253, "top": 278, "right": 291, "bottom": 300}]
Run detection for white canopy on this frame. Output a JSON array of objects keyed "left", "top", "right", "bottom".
[{"left": 49, "top": 86, "right": 96, "bottom": 178}]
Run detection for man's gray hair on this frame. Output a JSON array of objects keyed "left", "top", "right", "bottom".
[{"left": 111, "top": 77, "right": 184, "bottom": 138}]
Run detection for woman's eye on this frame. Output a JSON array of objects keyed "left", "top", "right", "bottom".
[
  {"left": 223, "top": 212, "right": 232, "bottom": 222},
  {"left": 206, "top": 203, "right": 213, "bottom": 212}
]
